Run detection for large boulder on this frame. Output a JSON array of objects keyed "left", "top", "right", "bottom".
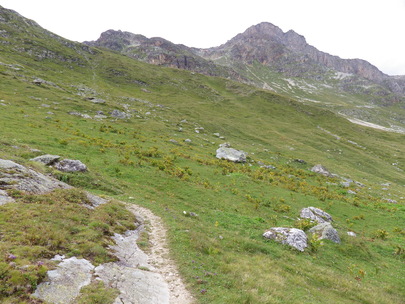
[
  {"left": 300, "top": 207, "right": 332, "bottom": 223},
  {"left": 54, "top": 159, "right": 87, "bottom": 172},
  {"left": 30, "top": 154, "right": 61, "bottom": 166},
  {"left": 263, "top": 227, "right": 307, "bottom": 251},
  {"left": 309, "top": 222, "right": 340, "bottom": 244},
  {"left": 216, "top": 146, "right": 247, "bottom": 163},
  {"left": 0, "top": 159, "right": 71, "bottom": 194},
  {"left": 311, "top": 164, "right": 332, "bottom": 177}
]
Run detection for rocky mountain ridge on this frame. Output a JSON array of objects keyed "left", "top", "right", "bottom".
[{"left": 85, "top": 22, "right": 405, "bottom": 99}]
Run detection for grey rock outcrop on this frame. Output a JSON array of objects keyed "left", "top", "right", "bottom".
[
  {"left": 216, "top": 146, "right": 247, "bottom": 163},
  {"left": 311, "top": 164, "right": 332, "bottom": 177},
  {"left": 309, "top": 222, "right": 340, "bottom": 244},
  {"left": 85, "top": 192, "right": 108, "bottom": 208},
  {"left": 54, "top": 159, "right": 87, "bottom": 172},
  {"left": 33, "top": 257, "right": 95, "bottom": 304},
  {"left": 300, "top": 207, "right": 333, "bottom": 223},
  {"left": 30, "top": 154, "right": 61, "bottom": 166},
  {"left": 0, "top": 159, "right": 71, "bottom": 194},
  {"left": 0, "top": 189, "right": 15, "bottom": 205},
  {"left": 263, "top": 227, "right": 307, "bottom": 251}
]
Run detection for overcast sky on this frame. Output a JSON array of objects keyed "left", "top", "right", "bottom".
[{"left": 2, "top": 0, "right": 405, "bottom": 75}]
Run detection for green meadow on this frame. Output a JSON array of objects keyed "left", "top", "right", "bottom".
[{"left": 0, "top": 7, "right": 404, "bottom": 303}]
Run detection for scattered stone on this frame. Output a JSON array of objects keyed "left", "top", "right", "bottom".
[
  {"left": 341, "top": 181, "right": 351, "bottom": 188},
  {"left": 261, "top": 164, "right": 276, "bottom": 170},
  {"left": 384, "top": 198, "right": 397, "bottom": 204},
  {"left": 309, "top": 222, "right": 340, "bottom": 243},
  {"left": 216, "top": 146, "right": 247, "bottom": 163},
  {"left": 195, "top": 127, "right": 204, "bottom": 133},
  {"left": 30, "top": 154, "right": 61, "bottom": 166},
  {"left": 299, "top": 207, "right": 333, "bottom": 223},
  {"left": 178, "top": 127, "right": 183, "bottom": 132},
  {"left": 184, "top": 139, "right": 192, "bottom": 143},
  {"left": 347, "top": 231, "right": 357, "bottom": 237},
  {"left": 213, "top": 133, "right": 220, "bottom": 137},
  {"left": 311, "top": 164, "right": 332, "bottom": 177},
  {"left": 0, "top": 159, "right": 71, "bottom": 194},
  {"left": 263, "top": 227, "right": 307, "bottom": 251},
  {"left": 347, "top": 190, "right": 357, "bottom": 195},
  {"left": 294, "top": 159, "right": 307, "bottom": 164},
  {"left": 33, "top": 257, "right": 95, "bottom": 304},
  {"left": 32, "top": 78, "right": 46, "bottom": 85},
  {"left": 54, "top": 159, "right": 87, "bottom": 172},
  {"left": 183, "top": 211, "right": 198, "bottom": 217},
  {"left": 88, "top": 97, "right": 106, "bottom": 104},
  {"left": 354, "top": 181, "right": 365, "bottom": 187},
  {"left": 169, "top": 139, "right": 179, "bottom": 145},
  {"left": 111, "top": 109, "right": 131, "bottom": 119},
  {"left": 219, "top": 142, "right": 231, "bottom": 148},
  {"left": 41, "top": 104, "right": 51, "bottom": 108},
  {"left": 68, "top": 111, "right": 92, "bottom": 119},
  {"left": 94, "top": 114, "right": 107, "bottom": 120}
]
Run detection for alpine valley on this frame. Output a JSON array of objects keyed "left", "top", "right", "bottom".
[{"left": 0, "top": 5, "right": 404, "bottom": 304}]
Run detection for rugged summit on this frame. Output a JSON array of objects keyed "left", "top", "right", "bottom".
[{"left": 201, "top": 22, "right": 386, "bottom": 82}]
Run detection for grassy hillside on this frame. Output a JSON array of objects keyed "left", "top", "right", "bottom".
[{"left": 0, "top": 7, "right": 404, "bottom": 303}]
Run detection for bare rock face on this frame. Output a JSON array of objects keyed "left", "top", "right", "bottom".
[
  {"left": 263, "top": 227, "right": 308, "bottom": 251},
  {"left": 0, "top": 159, "right": 71, "bottom": 194},
  {"left": 309, "top": 222, "right": 340, "bottom": 244},
  {"left": 54, "top": 159, "right": 87, "bottom": 172},
  {"left": 300, "top": 207, "right": 333, "bottom": 223},
  {"left": 216, "top": 146, "right": 247, "bottom": 163},
  {"left": 33, "top": 257, "right": 95, "bottom": 304}
]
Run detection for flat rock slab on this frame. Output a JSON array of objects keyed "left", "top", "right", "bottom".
[
  {"left": 33, "top": 257, "right": 94, "bottom": 304},
  {"left": 0, "top": 159, "right": 71, "bottom": 194},
  {"left": 95, "top": 263, "right": 170, "bottom": 304}
]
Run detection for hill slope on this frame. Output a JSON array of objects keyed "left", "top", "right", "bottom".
[{"left": 0, "top": 6, "right": 404, "bottom": 304}]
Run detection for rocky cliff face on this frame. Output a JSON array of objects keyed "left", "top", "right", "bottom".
[{"left": 84, "top": 30, "right": 243, "bottom": 80}]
